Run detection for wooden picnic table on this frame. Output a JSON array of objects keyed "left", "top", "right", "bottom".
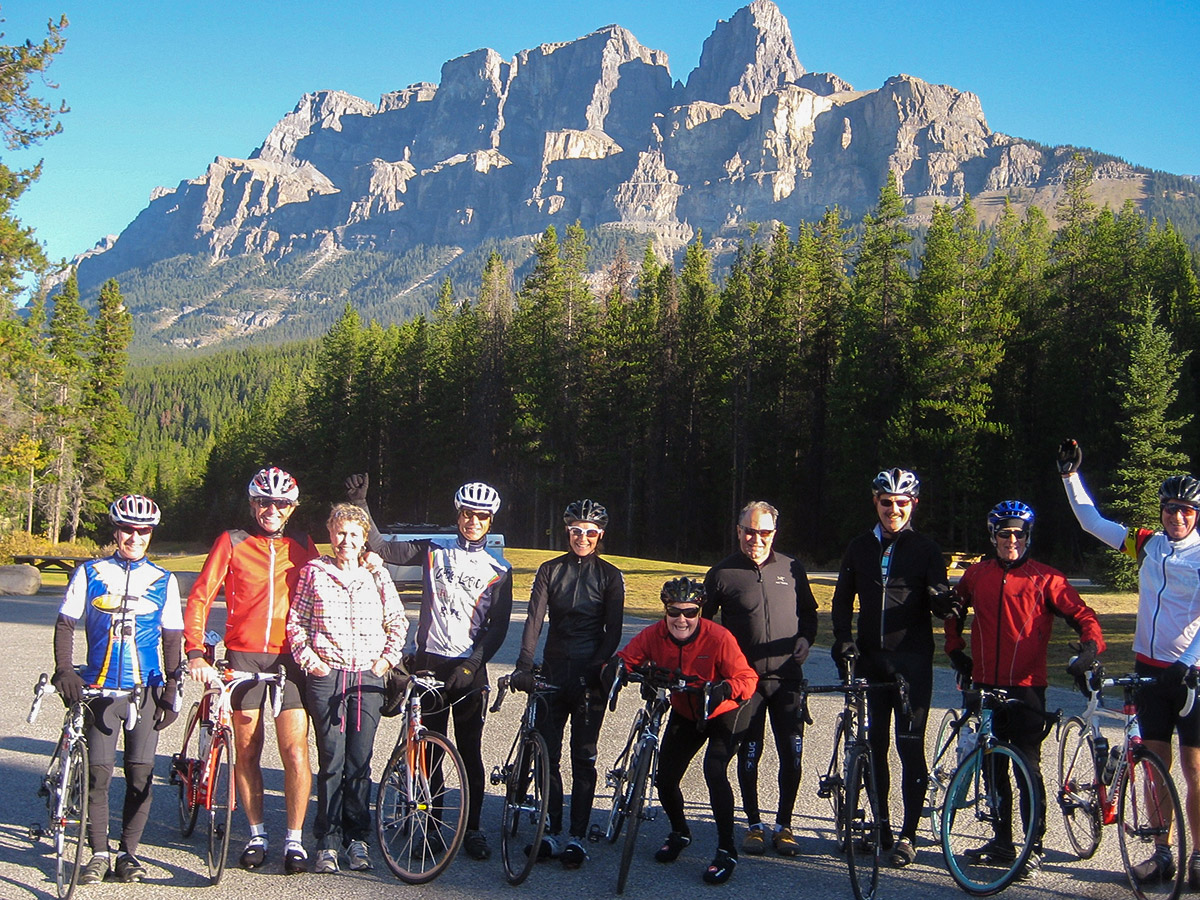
[{"left": 12, "top": 555, "right": 93, "bottom": 575}]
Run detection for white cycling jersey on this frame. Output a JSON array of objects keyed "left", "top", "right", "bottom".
[{"left": 1063, "top": 472, "right": 1200, "bottom": 664}]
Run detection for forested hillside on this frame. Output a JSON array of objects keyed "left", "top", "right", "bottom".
[{"left": 148, "top": 161, "right": 1199, "bottom": 584}]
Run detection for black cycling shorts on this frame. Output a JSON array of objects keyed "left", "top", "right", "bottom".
[
  {"left": 1135, "top": 659, "right": 1200, "bottom": 748},
  {"left": 226, "top": 650, "right": 306, "bottom": 712}
]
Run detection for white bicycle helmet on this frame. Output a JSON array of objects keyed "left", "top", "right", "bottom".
[
  {"left": 109, "top": 494, "right": 161, "bottom": 528},
  {"left": 248, "top": 466, "right": 299, "bottom": 502},
  {"left": 872, "top": 468, "right": 920, "bottom": 497},
  {"left": 455, "top": 482, "right": 501, "bottom": 514}
]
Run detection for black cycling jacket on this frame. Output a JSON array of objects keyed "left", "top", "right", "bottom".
[
  {"left": 518, "top": 551, "right": 625, "bottom": 670},
  {"left": 702, "top": 550, "right": 819, "bottom": 681},
  {"left": 831, "top": 525, "right": 948, "bottom": 657}
]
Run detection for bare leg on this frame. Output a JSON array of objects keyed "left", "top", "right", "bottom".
[
  {"left": 233, "top": 708, "right": 266, "bottom": 827},
  {"left": 275, "top": 707, "right": 312, "bottom": 831}
]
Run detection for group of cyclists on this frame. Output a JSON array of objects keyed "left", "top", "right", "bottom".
[{"left": 42, "top": 436, "right": 1200, "bottom": 890}]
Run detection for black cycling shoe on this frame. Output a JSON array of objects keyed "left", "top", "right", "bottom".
[
  {"left": 702, "top": 848, "right": 738, "bottom": 885},
  {"left": 284, "top": 844, "right": 309, "bottom": 875},
  {"left": 963, "top": 838, "right": 1017, "bottom": 864},
  {"left": 1015, "top": 850, "right": 1043, "bottom": 882},
  {"left": 240, "top": 837, "right": 268, "bottom": 869},
  {"left": 561, "top": 838, "right": 588, "bottom": 869},
  {"left": 655, "top": 831, "right": 692, "bottom": 863},
  {"left": 1189, "top": 851, "right": 1200, "bottom": 891},
  {"left": 1132, "top": 848, "right": 1176, "bottom": 884}
]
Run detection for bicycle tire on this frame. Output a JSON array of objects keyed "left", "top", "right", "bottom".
[
  {"left": 174, "top": 701, "right": 202, "bottom": 837},
  {"left": 376, "top": 730, "right": 468, "bottom": 884},
  {"left": 1057, "top": 715, "right": 1102, "bottom": 859},
  {"left": 845, "top": 748, "right": 881, "bottom": 900},
  {"left": 818, "top": 712, "right": 847, "bottom": 849},
  {"left": 605, "top": 712, "right": 643, "bottom": 843},
  {"left": 205, "top": 726, "right": 234, "bottom": 885},
  {"left": 616, "top": 743, "right": 652, "bottom": 895},
  {"left": 1117, "top": 745, "right": 1185, "bottom": 900},
  {"left": 500, "top": 732, "right": 550, "bottom": 885},
  {"left": 928, "top": 707, "right": 965, "bottom": 842},
  {"left": 941, "top": 742, "right": 1038, "bottom": 896},
  {"left": 55, "top": 740, "right": 88, "bottom": 900}
]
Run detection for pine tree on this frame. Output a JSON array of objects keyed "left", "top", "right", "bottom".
[
  {"left": 1102, "top": 290, "right": 1191, "bottom": 588},
  {"left": 76, "top": 278, "right": 134, "bottom": 534}
]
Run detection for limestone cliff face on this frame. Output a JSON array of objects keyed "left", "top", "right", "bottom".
[{"left": 75, "top": 0, "right": 1150, "bottom": 328}]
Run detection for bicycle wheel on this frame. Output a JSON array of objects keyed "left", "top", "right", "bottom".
[
  {"left": 941, "top": 742, "right": 1038, "bottom": 896},
  {"left": 604, "top": 713, "right": 643, "bottom": 842},
  {"left": 1057, "top": 716, "right": 1102, "bottom": 859},
  {"left": 205, "top": 726, "right": 234, "bottom": 885},
  {"left": 54, "top": 741, "right": 88, "bottom": 900},
  {"left": 616, "top": 743, "right": 652, "bottom": 895},
  {"left": 845, "top": 748, "right": 881, "bottom": 900},
  {"left": 928, "top": 707, "right": 963, "bottom": 842},
  {"left": 500, "top": 732, "right": 550, "bottom": 885},
  {"left": 1117, "top": 745, "right": 1185, "bottom": 900},
  {"left": 818, "top": 713, "right": 847, "bottom": 849},
  {"left": 376, "top": 731, "right": 468, "bottom": 884},
  {"left": 174, "top": 702, "right": 202, "bottom": 837}
]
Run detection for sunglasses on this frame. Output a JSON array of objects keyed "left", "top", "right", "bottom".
[
  {"left": 253, "top": 497, "right": 294, "bottom": 509},
  {"left": 995, "top": 528, "right": 1028, "bottom": 541},
  {"left": 665, "top": 605, "right": 701, "bottom": 619},
  {"left": 739, "top": 527, "right": 776, "bottom": 539},
  {"left": 459, "top": 509, "right": 492, "bottom": 521},
  {"left": 878, "top": 497, "right": 913, "bottom": 509},
  {"left": 117, "top": 525, "right": 154, "bottom": 537},
  {"left": 568, "top": 526, "right": 602, "bottom": 539},
  {"left": 1162, "top": 503, "right": 1199, "bottom": 517}
]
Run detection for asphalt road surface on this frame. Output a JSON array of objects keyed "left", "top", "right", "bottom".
[{"left": 0, "top": 583, "right": 1168, "bottom": 900}]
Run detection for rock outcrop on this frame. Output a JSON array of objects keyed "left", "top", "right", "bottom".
[{"left": 71, "top": 0, "right": 1156, "bottom": 347}]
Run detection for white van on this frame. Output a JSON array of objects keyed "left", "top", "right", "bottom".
[{"left": 377, "top": 523, "right": 507, "bottom": 588}]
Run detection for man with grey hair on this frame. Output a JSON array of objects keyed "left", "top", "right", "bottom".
[{"left": 703, "top": 501, "right": 818, "bottom": 856}]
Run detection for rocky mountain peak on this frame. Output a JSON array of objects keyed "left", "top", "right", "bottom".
[{"left": 683, "top": 0, "right": 804, "bottom": 108}]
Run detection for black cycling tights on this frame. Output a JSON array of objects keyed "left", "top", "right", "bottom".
[{"left": 655, "top": 709, "right": 739, "bottom": 851}]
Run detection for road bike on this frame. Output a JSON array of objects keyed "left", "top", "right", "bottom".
[
  {"left": 489, "top": 669, "right": 558, "bottom": 884},
  {"left": 926, "top": 675, "right": 980, "bottom": 842},
  {"left": 808, "top": 656, "right": 909, "bottom": 900},
  {"left": 599, "top": 662, "right": 704, "bottom": 895},
  {"left": 170, "top": 654, "right": 286, "bottom": 885},
  {"left": 28, "top": 673, "right": 141, "bottom": 900},
  {"left": 374, "top": 670, "right": 468, "bottom": 883},
  {"left": 940, "top": 686, "right": 1050, "bottom": 896},
  {"left": 1057, "top": 666, "right": 1191, "bottom": 900}
]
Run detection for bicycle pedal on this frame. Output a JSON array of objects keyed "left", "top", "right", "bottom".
[
  {"left": 489, "top": 764, "right": 506, "bottom": 786},
  {"left": 29, "top": 823, "right": 46, "bottom": 840},
  {"left": 587, "top": 825, "right": 603, "bottom": 843}
]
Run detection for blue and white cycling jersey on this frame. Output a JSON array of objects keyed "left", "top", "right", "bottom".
[{"left": 59, "top": 553, "right": 183, "bottom": 688}]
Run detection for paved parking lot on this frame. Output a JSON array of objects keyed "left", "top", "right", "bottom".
[{"left": 0, "top": 584, "right": 1161, "bottom": 899}]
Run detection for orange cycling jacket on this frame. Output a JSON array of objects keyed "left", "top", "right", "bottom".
[{"left": 184, "top": 529, "right": 318, "bottom": 657}]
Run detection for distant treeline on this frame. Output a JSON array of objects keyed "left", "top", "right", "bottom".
[{"left": 122, "top": 163, "right": 1200, "bottom": 583}]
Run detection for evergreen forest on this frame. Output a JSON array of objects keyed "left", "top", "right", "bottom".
[{"left": 5, "top": 159, "right": 1200, "bottom": 585}]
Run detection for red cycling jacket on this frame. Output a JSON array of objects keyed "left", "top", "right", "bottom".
[
  {"left": 945, "top": 556, "right": 1105, "bottom": 687},
  {"left": 617, "top": 617, "right": 758, "bottom": 721},
  {"left": 185, "top": 529, "right": 318, "bottom": 657}
]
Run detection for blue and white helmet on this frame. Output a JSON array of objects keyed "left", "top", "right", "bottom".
[{"left": 987, "top": 500, "right": 1035, "bottom": 537}]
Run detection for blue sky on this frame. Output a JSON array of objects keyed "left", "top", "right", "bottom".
[{"left": 6, "top": 0, "right": 1199, "bottom": 266}]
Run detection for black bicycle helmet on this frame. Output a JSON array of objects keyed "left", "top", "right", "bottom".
[
  {"left": 109, "top": 494, "right": 161, "bottom": 528},
  {"left": 563, "top": 499, "right": 609, "bottom": 528},
  {"left": 987, "top": 500, "right": 1035, "bottom": 537},
  {"left": 872, "top": 468, "right": 920, "bottom": 497},
  {"left": 661, "top": 576, "right": 705, "bottom": 606},
  {"left": 1160, "top": 475, "right": 1200, "bottom": 508}
]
